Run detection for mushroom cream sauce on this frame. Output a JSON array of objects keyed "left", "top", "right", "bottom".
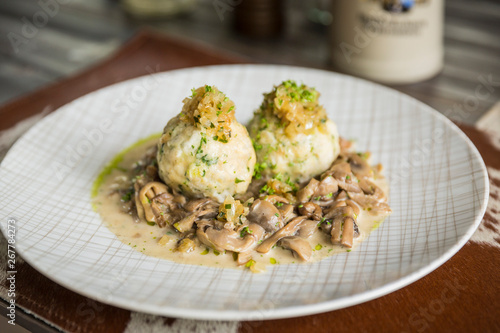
[{"left": 92, "top": 136, "right": 390, "bottom": 272}]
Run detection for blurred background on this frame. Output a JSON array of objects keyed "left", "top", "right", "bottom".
[{"left": 0, "top": 0, "right": 498, "bottom": 123}]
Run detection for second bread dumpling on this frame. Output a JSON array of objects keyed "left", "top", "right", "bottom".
[
  {"left": 157, "top": 85, "right": 256, "bottom": 202},
  {"left": 248, "top": 80, "right": 340, "bottom": 183}
]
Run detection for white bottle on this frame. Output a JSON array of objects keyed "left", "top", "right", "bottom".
[{"left": 331, "top": 0, "right": 444, "bottom": 84}]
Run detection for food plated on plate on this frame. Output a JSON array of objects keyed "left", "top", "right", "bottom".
[{"left": 92, "top": 80, "right": 392, "bottom": 272}]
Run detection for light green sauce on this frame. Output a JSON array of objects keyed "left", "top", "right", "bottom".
[{"left": 91, "top": 133, "right": 161, "bottom": 201}]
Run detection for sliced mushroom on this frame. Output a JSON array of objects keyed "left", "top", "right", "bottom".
[
  {"left": 278, "top": 204, "right": 296, "bottom": 223},
  {"left": 196, "top": 221, "right": 265, "bottom": 253},
  {"left": 311, "top": 198, "right": 335, "bottom": 207},
  {"left": 256, "top": 216, "right": 307, "bottom": 253},
  {"left": 173, "top": 213, "right": 198, "bottom": 233},
  {"left": 347, "top": 180, "right": 391, "bottom": 217},
  {"left": 325, "top": 206, "right": 359, "bottom": 248},
  {"left": 296, "top": 219, "right": 318, "bottom": 238},
  {"left": 341, "top": 217, "right": 355, "bottom": 248},
  {"left": 336, "top": 191, "right": 348, "bottom": 201},
  {"left": 327, "top": 162, "right": 361, "bottom": 193},
  {"left": 279, "top": 236, "right": 312, "bottom": 261},
  {"left": 261, "top": 195, "right": 289, "bottom": 205},
  {"left": 357, "top": 179, "right": 387, "bottom": 202},
  {"left": 330, "top": 218, "right": 342, "bottom": 243},
  {"left": 314, "top": 175, "right": 338, "bottom": 198},
  {"left": 298, "top": 202, "right": 323, "bottom": 221},
  {"left": 319, "top": 219, "right": 332, "bottom": 234},
  {"left": 296, "top": 178, "right": 319, "bottom": 203},
  {"left": 347, "top": 153, "right": 372, "bottom": 179},
  {"left": 345, "top": 200, "right": 361, "bottom": 216},
  {"left": 150, "top": 191, "right": 181, "bottom": 227},
  {"left": 136, "top": 182, "right": 169, "bottom": 223},
  {"left": 173, "top": 192, "right": 187, "bottom": 205},
  {"left": 247, "top": 199, "right": 283, "bottom": 232},
  {"left": 185, "top": 198, "right": 218, "bottom": 212}
]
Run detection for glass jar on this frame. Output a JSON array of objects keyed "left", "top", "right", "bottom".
[{"left": 331, "top": 0, "right": 444, "bottom": 84}]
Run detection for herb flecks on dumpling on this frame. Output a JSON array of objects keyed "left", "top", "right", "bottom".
[
  {"left": 158, "top": 85, "right": 256, "bottom": 202},
  {"left": 249, "top": 80, "right": 340, "bottom": 183}
]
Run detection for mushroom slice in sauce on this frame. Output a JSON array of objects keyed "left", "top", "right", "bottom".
[
  {"left": 278, "top": 203, "right": 296, "bottom": 223},
  {"left": 296, "top": 219, "right": 318, "bottom": 239},
  {"left": 347, "top": 180, "right": 392, "bottom": 217},
  {"left": 196, "top": 221, "right": 265, "bottom": 253},
  {"left": 185, "top": 197, "right": 218, "bottom": 213},
  {"left": 345, "top": 200, "right": 361, "bottom": 216},
  {"left": 279, "top": 236, "right": 312, "bottom": 261},
  {"left": 173, "top": 213, "right": 198, "bottom": 233},
  {"left": 314, "top": 175, "right": 338, "bottom": 198},
  {"left": 327, "top": 162, "right": 361, "bottom": 193},
  {"left": 261, "top": 195, "right": 290, "bottom": 205},
  {"left": 341, "top": 217, "right": 355, "bottom": 248},
  {"left": 357, "top": 179, "right": 387, "bottom": 202},
  {"left": 347, "top": 153, "right": 372, "bottom": 179},
  {"left": 247, "top": 199, "right": 283, "bottom": 232},
  {"left": 325, "top": 206, "right": 359, "bottom": 248},
  {"left": 256, "top": 216, "right": 307, "bottom": 253},
  {"left": 298, "top": 202, "right": 323, "bottom": 221},
  {"left": 296, "top": 178, "right": 319, "bottom": 203},
  {"left": 173, "top": 204, "right": 220, "bottom": 233},
  {"left": 136, "top": 182, "right": 169, "bottom": 223}
]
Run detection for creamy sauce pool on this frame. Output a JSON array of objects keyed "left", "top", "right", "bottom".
[{"left": 93, "top": 138, "right": 389, "bottom": 270}]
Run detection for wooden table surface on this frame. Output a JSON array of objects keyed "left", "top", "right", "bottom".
[{"left": 0, "top": 1, "right": 499, "bottom": 333}]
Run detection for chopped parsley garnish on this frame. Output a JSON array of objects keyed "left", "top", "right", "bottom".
[
  {"left": 240, "top": 226, "right": 253, "bottom": 238},
  {"left": 235, "top": 178, "right": 245, "bottom": 184},
  {"left": 253, "top": 162, "right": 267, "bottom": 179},
  {"left": 195, "top": 135, "right": 207, "bottom": 155},
  {"left": 201, "top": 155, "right": 219, "bottom": 166},
  {"left": 121, "top": 190, "right": 133, "bottom": 202},
  {"left": 245, "top": 259, "right": 256, "bottom": 267},
  {"left": 260, "top": 184, "right": 275, "bottom": 195}
]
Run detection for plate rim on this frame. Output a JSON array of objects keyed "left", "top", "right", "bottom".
[{"left": 0, "top": 64, "right": 490, "bottom": 321}]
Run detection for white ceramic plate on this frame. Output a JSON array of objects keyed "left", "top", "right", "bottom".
[{"left": 0, "top": 65, "right": 489, "bottom": 320}]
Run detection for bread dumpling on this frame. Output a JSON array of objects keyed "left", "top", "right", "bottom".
[
  {"left": 157, "top": 85, "right": 256, "bottom": 202},
  {"left": 248, "top": 80, "right": 340, "bottom": 183}
]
